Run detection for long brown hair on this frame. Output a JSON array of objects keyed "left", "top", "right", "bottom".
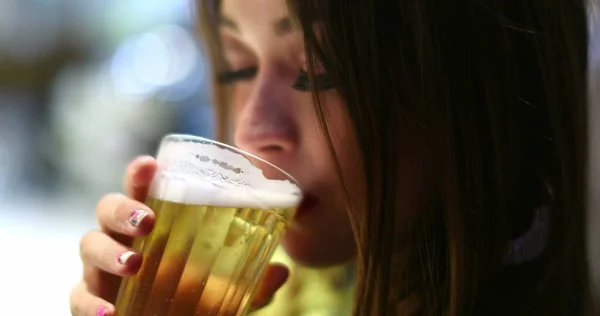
[
  {"left": 197, "top": 0, "right": 592, "bottom": 315},
  {"left": 195, "top": 0, "right": 230, "bottom": 142}
]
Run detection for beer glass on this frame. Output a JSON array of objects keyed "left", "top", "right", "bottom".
[{"left": 114, "top": 134, "right": 302, "bottom": 316}]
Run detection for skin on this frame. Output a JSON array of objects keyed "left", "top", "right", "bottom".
[{"left": 69, "top": 0, "right": 358, "bottom": 314}]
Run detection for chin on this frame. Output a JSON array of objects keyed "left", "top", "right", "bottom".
[{"left": 280, "top": 228, "right": 356, "bottom": 268}]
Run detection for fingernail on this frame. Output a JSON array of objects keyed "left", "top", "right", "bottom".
[
  {"left": 137, "top": 155, "right": 154, "bottom": 164},
  {"left": 97, "top": 306, "right": 113, "bottom": 316},
  {"left": 118, "top": 251, "right": 136, "bottom": 265},
  {"left": 129, "top": 210, "right": 147, "bottom": 227}
]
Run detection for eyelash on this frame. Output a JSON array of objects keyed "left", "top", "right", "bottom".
[{"left": 217, "top": 67, "right": 335, "bottom": 92}]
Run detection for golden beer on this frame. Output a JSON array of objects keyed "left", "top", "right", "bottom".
[{"left": 114, "top": 135, "right": 301, "bottom": 316}]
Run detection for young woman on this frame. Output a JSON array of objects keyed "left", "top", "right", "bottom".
[{"left": 70, "top": 0, "right": 593, "bottom": 315}]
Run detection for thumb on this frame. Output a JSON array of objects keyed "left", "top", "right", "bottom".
[{"left": 250, "top": 263, "right": 289, "bottom": 311}]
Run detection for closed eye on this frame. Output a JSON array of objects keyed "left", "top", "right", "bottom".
[
  {"left": 292, "top": 69, "right": 335, "bottom": 92},
  {"left": 217, "top": 67, "right": 258, "bottom": 84},
  {"left": 217, "top": 67, "right": 335, "bottom": 92}
]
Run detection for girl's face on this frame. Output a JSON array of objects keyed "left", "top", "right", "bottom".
[{"left": 219, "top": 0, "right": 358, "bottom": 266}]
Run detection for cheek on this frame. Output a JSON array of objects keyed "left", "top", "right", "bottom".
[{"left": 230, "top": 84, "right": 253, "bottom": 123}]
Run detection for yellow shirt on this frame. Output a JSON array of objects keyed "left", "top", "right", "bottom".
[{"left": 252, "top": 247, "right": 355, "bottom": 316}]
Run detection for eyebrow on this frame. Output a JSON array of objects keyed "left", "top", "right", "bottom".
[{"left": 219, "top": 15, "right": 294, "bottom": 37}]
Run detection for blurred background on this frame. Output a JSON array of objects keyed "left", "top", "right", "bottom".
[
  {"left": 0, "top": 1, "right": 598, "bottom": 315},
  {"left": 0, "top": 1, "right": 215, "bottom": 314}
]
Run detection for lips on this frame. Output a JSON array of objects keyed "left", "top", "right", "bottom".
[{"left": 295, "top": 194, "right": 319, "bottom": 218}]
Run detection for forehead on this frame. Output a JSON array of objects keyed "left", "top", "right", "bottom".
[{"left": 220, "top": 0, "right": 288, "bottom": 26}]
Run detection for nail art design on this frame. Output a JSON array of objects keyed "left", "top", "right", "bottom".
[
  {"left": 118, "top": 251, "right": 136, "bottom": 265},
  {"left": 97, "top": 306, "right": 110, "bottom": 316},
  {"left": 129, "top": 210, "right": 147, "bottom": 227}
]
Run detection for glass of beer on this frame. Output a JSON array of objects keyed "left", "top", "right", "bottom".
[{"left": 114, "top": 134, "right": 302, "bottom": 316}]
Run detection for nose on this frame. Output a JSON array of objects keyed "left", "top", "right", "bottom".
[{"left": 233, "top": 71, "right": 299, "bottom": 170}]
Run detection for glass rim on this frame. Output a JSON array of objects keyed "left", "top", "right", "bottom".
[{"left": 161, "top": 134, "right": 301, "bottom": 188}]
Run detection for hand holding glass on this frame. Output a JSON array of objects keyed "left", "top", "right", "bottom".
[{"left": 114, "top": 135, "right": 302, "bottom": 316}]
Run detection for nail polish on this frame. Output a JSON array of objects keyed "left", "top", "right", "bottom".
[
  {"left": 97, "top": 306, "right": 111, "bottom": 316},
  {"left": 128, "top": 210, "right": 147, "bottom": 227},
  {"left": 118, "top": 251, "right": 136, "bottom": 265}
]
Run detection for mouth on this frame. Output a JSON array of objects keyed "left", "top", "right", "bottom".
[{"left": 295, "top": 194, "right": 319, "bottom": 218}]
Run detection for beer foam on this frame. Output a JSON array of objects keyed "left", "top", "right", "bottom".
[{"left": 150, "top": 136, "right": 302, "bottom": 209}]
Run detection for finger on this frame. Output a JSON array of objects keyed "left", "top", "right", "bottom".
[
  {"left": 251, "top": 263, "right": 289, "bottom": 310},
  {"left": 96, "top": 193, "right": 155, "bottom": 238},
  {"left": 83, "top": 264, "right": 123, "bottom": 302},
  {"left": 70, "top": 281, "right": 115, "bottom": 316},
  {"left": 124, "top": 156, "right": 157, "bottom": 202},
  {"left": 80, "top": 230, "right": 143, "bottom": 277}
]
